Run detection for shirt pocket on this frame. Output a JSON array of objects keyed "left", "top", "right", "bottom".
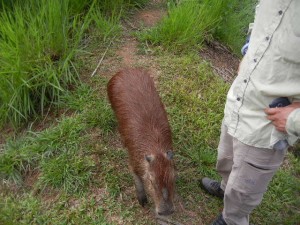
[{"left": 277, "top": 8, "right": 300, "bottom": 63}]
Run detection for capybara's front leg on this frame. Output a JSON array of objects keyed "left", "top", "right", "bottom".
[{"left": 133, "top": 173, "right": 148, "bottom": 206}]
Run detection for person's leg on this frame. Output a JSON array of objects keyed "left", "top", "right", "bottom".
[
  {"left": 202, "top": 122, "right": 234, "bottom": 198},
  {"left": 216, "top": 122, "right": 234, "bottom": 191},
  {"left": 222, "top": 139, "right": 286, "bottom": 225}
]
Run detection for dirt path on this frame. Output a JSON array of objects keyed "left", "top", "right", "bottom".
[
  {"left": 117, "top": 0, "right": 166, "bottom": 67},
  {"left": 93, "top": 1, "right": 166, "bottom": 84}
]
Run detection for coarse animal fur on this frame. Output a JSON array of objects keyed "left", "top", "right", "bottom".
[{"left": 107, "top": 68, "right": 175, "bottom": 215}]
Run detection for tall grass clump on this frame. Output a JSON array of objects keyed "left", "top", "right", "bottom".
[
  {"left": 0, "top": 0, "right": 124, "bottom": 128},
  {"left": 214, "top": 0, "right": 257, "bottom": 55},
  {"left": 0, "top": 0, "right": 83, "bottom": 127},
  {"left": 138, "top": 0, "right": 227, "bottom": 52}
]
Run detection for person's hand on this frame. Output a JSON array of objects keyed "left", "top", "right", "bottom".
[{"left": 265, "top": 102, "right": 300, "bottom": 132}]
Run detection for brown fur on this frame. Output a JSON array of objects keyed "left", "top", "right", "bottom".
[{"left": 107, "top": 68, "right": 175, "bottom": 215}]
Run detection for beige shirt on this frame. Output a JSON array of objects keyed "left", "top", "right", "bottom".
[{"left": 224, "top": 0, "right": 300, "bottom": 149}]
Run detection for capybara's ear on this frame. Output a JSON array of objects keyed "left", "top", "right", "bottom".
[
  {"left": 145, "top": 154, "right": 154, "bottom": 163},
  {"left": 166, "top": 150, "right": 174, "bottom": 160}
]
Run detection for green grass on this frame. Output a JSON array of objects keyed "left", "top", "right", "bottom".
[
  {"left": 138, "top": 0, "right": 228, "bottom": 52},
  {"left": 0, "top": 0, "right": 81, "bottom": 126},
  {"left": 157, "top": 53, "right": 228, "bottom": 172},
  {"left": 0, "top": 193, "right": 112, "bottom": 225},
  {"left": 138, "top": 0, "right": 257, "bottom": 56},
  {"left": 254, "top": 156, "right": 300, "bottom": 224},
  {"left": 39, "top": 149, "right": 95, "bottom": 193},
  {"left": 0, "top": 83, "right": 116, "bottom": 193},
  {"left": 0, "top": 115, "right": 91, "bottom": 189},
  {"left": 214, "top": 0, "right": 258, "bottom": 55}
]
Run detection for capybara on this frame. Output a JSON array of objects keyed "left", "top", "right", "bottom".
[{"left": 107, "top": 68, "right": 175, "bottom": 215}]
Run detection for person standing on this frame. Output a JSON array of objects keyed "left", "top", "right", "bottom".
[{"left": 201, "top": 0, "right": 300, "bottom": 224}]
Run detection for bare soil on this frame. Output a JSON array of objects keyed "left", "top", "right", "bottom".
[
  {"left": 200, "top": 41, "right": 240, "bottom": 83},
  {"left": 135, "top": 8, "right": 166, "bottom": 27}
]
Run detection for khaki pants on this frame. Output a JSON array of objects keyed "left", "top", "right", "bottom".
[{"left": 216, "top": 123, "right": 286, "bottom": 225}]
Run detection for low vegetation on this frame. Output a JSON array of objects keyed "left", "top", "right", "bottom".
[
  {"left": 138, "top": 0, "right": 227, "bottom": 52},
  {"left": 138, "top": 0, "right": 256, "bottom": 54}
]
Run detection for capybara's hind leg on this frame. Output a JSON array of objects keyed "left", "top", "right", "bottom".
[{"left": 133, "top": 173, "right": 148, "bottom": 206}]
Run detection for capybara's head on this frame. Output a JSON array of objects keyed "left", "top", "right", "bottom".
[{"left": 144, "top": 150, "right": 175, "bottom": 216}]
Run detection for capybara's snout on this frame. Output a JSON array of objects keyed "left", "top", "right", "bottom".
[{"left": 156, "top": 201, "right": 175, "bottom": 216}]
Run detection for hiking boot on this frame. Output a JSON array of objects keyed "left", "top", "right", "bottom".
[
  {"left": 201, "top": 177, "right": 224, "bottom": 199},
  {"left": 210, "top": 214, "right": 227, "bottom": 225}
]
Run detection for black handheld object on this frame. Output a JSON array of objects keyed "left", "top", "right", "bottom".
[{"left": 269, "top": 97, "right": 291, "bottom": 108}]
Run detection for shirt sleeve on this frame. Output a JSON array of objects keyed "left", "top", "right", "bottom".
[{"left": 286, "top": 108, "right": 300, "bottom": 137}]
